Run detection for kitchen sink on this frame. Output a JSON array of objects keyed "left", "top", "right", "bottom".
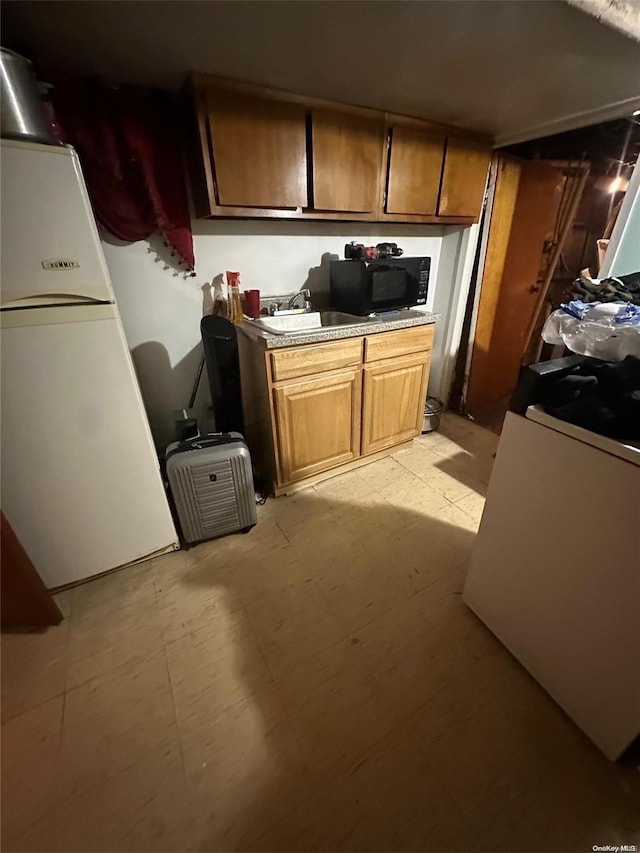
[
  {"left": 320, "top": 311, "right": 373, "bottom": 327},
  {"left": 248, "top": 311, "right": 371, "bottom": 335},
  {"left": 248, "top": 312, "right": 322, "bottom": 334}
]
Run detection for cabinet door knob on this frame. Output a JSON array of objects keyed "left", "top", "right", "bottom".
[{"left": 529, "top": 284, "right": 541, "bottom": 293}]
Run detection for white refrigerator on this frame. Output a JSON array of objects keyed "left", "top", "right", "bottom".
[{"left": 1, "top": 139, "right": 179, "bottom": 589}]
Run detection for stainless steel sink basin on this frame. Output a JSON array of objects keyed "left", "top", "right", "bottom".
[
  {"left": 319, "top": 311, "right": 372, "bottom": 328},
  {"left": 247, "top": 311, "right": 371, "bottom": 335}
]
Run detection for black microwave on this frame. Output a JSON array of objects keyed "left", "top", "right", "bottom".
[{"left": 329, "top": 257, "right": 430, "bottom": 316}]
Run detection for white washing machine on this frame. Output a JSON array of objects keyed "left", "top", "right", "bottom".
[{"left": 463, "top": 406, "right": 640, "bottom": 760}]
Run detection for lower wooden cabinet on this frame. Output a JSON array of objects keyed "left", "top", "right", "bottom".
[
  {"left": 273, "top": 367, "right": 361, "bottom": 484},
  {"left": 239, "top": 325, "right": 435, "bottom": 493},
  {"left": 361, "top": 352, "right": 431, "bottom": 455}
]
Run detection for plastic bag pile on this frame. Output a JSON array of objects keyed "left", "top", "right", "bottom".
[{"left": 542, "top": 300, "right": 640, "bottom": 360}]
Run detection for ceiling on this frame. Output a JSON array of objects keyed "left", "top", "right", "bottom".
[
  {"left": 4, "top": 0, "right": 640, "bottom": 146},
  {"left": 505, "top": 116, "right": 640, "bottom": 172}
]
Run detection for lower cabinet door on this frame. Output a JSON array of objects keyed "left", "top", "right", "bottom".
[
  {"left": 273, "top": 368, "right": 361, "bottom": 484},
  {"left": 361, "top": 353, "right": 430, "bottom": 455}
]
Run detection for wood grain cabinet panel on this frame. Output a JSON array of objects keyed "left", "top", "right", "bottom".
[
  {"left": 438, "top": 138, "right": 491, "bottom": 218},
  {"left": 241, "top": 323, "right": 436, "bottom": 492},
  {"left": 311, "top": 108, "right": 385, "bottom": 212},
  {"left": 273, "top": 368, "right": 361, "bottom": 484},
  {"left": 361, "top": 353, "right": 430, "bottom": 455},
  {"left": 364, "top": 325, "right": 434, "bottom": 363},
  {"left": 270, "top": 338, "right": 362, "bottom": 382},
  {"left": 386, "top": 125, "right": 445, "bottom": 215},
  {"left": 206, "top": 86, "right": 308, "bottom": 209},
  {"left": 190, "top": 74, "right": 491, "bottom": 223}
]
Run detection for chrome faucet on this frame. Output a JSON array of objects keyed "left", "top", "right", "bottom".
[
  {"left": 286, "top": 289, "right": 312, "bottom": 311},
  {"left": 271, "top": 289, "right": 312, "bottom": 315}
]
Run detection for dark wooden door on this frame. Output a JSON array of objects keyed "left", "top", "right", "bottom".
[{"left": 466, "top": 157, "right": 565, "bottom": 414}]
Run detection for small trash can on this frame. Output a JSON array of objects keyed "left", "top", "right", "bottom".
[{"left": 422, "top": 396, "right": 443, "bottom": 434}]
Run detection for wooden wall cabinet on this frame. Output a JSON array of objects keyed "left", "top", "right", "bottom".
[
  {"left": 189, "top": 74, "right": 492, "bottom": 225},
  {"left": 311, "top": 108, "right": 384, "bottom": 212},
  {"left": 239, "top": 325, "right": 435, "bottom": 495},
  {"left": 385, "top": 122, "right": 445, "bottom": 216},
  {"left": 438, "top": 138, "right": 492, "bottom": 218},
  {"left": 205, "top": 84, "right": 307, "bottom": 209}
]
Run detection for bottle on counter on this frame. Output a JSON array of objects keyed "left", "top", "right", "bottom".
[
  {"left": 226, "top": 271, "right": 244, "bottom": 326},
  {"left": 212, "top": 274, "right": 229, "bottom": 318}
]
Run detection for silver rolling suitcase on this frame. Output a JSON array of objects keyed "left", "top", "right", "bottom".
[{"left": 165, "top": 432, "right": 257, "bottom": 544}]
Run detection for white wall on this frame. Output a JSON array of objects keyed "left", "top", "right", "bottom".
[
  {"left": 102, "top": 219, "right": 472, "bottom": 449},
  {"left": 599, "top": 157, "right": 640, "bottom": 279},
  {"left": 429, "top": 224, "right": 480, "bottom": 404}
]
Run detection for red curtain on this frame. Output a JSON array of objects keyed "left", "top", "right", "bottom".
[{"left": 51, "top": 79, "right": 195, "bottom": 271}]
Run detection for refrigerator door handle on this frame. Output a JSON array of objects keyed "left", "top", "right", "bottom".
[{"left": 2, "top": 294, "right": 115, "bottom": 309}]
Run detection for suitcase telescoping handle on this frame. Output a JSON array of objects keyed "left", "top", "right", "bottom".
[{"left": 165, "top": 433, "right": 242, "bottom": 463}]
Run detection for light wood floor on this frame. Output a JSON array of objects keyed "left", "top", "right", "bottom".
[{"left": 2, "top": 414, "right": 639, "bottom": 852}]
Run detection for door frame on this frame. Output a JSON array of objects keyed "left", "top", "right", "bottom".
[{"left": 460, "top": 155, "right": 590, "bottom": 417}]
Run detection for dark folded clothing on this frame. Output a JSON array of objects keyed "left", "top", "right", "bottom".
[
  {"left": 571, "top": 271, "right": 640, "bottom": 305},
  {"left": 540, "top": 355, "right": 640, "bottom": 441}
]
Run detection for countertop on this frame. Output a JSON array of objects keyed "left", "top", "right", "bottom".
[{"left": 238, "top": 309, "right": 439, "bottom": 349}]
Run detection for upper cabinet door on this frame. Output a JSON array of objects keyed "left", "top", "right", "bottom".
[
  {"left": 190, "top": 74, "right": 493, "bottom": 222},
  {"left": 311, "top": 108, "right": 384, "bottom": 212},
  {"left": 206, "top": 86, "right": 308, "bottom": 209},
  {"left": 386, "top": 124, "right": 445, "bottom": 216},
  {"left": 438, "top": 138, "right": 491, "bottom": 218}
]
